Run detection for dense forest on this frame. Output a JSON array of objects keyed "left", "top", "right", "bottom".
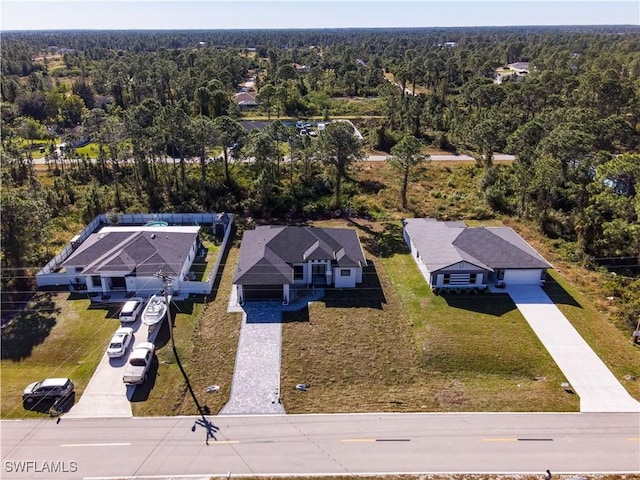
[{"left": 1, "top": 27, "right": 639, "bottom": 329}]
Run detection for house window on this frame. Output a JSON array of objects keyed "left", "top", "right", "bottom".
[
  {"left": 340, "top": 269, "right": 350, "bottom": 277},
  {"left": 91, "top": 275, "right": 102, "bottom": 288},
  {"left": 294, "top": 265, "right": 304, "bottom": 281},
  {"left": 540, "top": 270, "right": 547, "bottom": 281},
  {"left": 443, "top": 274, "right": 451, "bottom": 285},
  {"left": 497, "top": 270, "right": 505, "bottom": 281},
  {"left": 469, "top": 273, "right": 477, "bottom": 284}
]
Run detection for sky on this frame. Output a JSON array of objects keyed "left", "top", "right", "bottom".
[{"left": 1, "top": 0, "right": 639, "bottom": 31}]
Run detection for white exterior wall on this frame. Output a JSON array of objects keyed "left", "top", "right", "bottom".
[
  {"left": 333, "top": 267, "right": 357, "bottom": 288},
  {"left": 432, "top": 262, "right": 488, "bottom": 288},
  {"left": 503, "top": 269, "right": 544, "bottom": 285}
]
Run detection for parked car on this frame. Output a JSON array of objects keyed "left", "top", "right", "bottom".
[
  {"left": 107, "top": 327, "right": 134, "bottom": 358},
  {"left": 123, "top": 342, "right": 155, "bottom": 385},
  {"left": 119, "top": 297, "right": 144, "bottom": 323},
  {"left": 23, "top": 378, "right": 74, "bottom": 404}
]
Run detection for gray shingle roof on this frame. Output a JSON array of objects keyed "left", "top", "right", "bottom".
[
  {"left": 62, "top": 227, "right": 199, "bottom": 277},
  {"left": 403, "top": 218, "right": 551, "bottom": 272},
  {"left": 233, "top": 226, "right": 367, "bottom": 285}
]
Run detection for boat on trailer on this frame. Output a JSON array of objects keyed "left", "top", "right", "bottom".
[{"left": 141, "top": 294, "right": 168, "bottom": 326}]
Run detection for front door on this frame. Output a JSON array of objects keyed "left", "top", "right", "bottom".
[{"left": 311, "top": 264, "right": 327, "bottom": 285}]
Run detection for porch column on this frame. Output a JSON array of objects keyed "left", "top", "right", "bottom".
[
  {"left": 237, "top": 285, "right": 244, "bottom": 305},
  {"left": 283, "top": 284, "right": 290, "bottom": 305}
]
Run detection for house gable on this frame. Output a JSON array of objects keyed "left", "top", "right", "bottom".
[{"left": 431, "top": 260, "right": 491, "bottom": 274}]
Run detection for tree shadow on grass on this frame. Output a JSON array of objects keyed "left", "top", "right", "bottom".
[
  {"left": 442, "top": 292, "right": 517, "bottom": 317},
  {"left": 323, "top": 261, "right": 386, "bottom": 310},
  {"left": 1, "top": 292, "right": 60, "bottom": 361},
  {"left": 345, "top": 218, "right": 407, "bottom": 258},
  {"left": 543, "top": 277, "right": 582, "bottom": 308}
]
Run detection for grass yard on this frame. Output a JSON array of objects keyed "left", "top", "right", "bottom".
[
  {"left": 501, "top": 217, "right": 640, "bottom": 400},
  {"left": 280, "top": 219, "right": 578, "bottom": 413},
  {"left": 544, "top": 271, "right": 640, "bottom": 400},
  {"left": 1, "top": 292, "right": 117, "bottom": 418}
]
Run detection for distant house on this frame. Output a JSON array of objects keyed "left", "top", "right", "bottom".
[
  {"left": 494, "top": 62, "right": 530, "bottom": 84},
  {"left": 233, "top": 226, "right": 367, "bottom": 304},
  {"left": 293, "top": 63, "right": 309, "bottom": 73},
  {"left": 509, "top": 62, "right": 530, "bottom": 74},
  {"left": 403, "top": 218, "right": 552, "bottom": 291},
  {"left": 233, "top": 92, "right": 258, "bottom": 109},
  {"left": 59, "top": 225, "right": 202, "bottom": 296}
]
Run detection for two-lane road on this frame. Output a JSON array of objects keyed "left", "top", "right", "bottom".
[{"left": 2, "top": 413, "right": 639, "bottom": 479}]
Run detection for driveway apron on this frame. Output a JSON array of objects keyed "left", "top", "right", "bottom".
[{"left": 508, "top": 286, "right": 640, "bottom": 413}]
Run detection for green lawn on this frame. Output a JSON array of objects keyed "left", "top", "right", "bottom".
[
  {"left": 1, "top": 233, "right": 228, "bottom": 419},
  {"left": 1, "top": 292, "right": 117, "bottom": 418},
  {"left": 280, "top": 220, "right": 578, "bottom": 413}
]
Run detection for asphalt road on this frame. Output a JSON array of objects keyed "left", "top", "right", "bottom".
[{"left": 2, "top": 413, "right": 638, "bottom": 479}]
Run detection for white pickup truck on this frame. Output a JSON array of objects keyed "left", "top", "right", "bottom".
[{"left": 122, "top": 342, "right": 155, "bottom": 385}]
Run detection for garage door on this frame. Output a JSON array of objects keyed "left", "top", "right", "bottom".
[
  {"left": 243, "top": 284, "right": 283, "bottom": 301},
  {"left": 504, "top": 269, "right": 543, "bottom": 285}
]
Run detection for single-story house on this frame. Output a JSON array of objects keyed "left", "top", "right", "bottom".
[
  {"left": 403, "top": 218, "right": 552, "bottom": 290},
  {"left": 233, "top": 226, "right": 367, "bottom": 304},
  {"left": 61, "top": 225, "right": 201, "bottom": 296},
  {"left": 233, "top": 92, "right": 258, "bottom": 109}
]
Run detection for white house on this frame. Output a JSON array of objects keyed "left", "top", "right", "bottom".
[
  {"left": 233, "top": 226, "right": 367, "bottom": 304},
  {"left": 60, "top": 225, "right": 201, "bottom": 297},
  {"left": 403, "top": 218, "right": 552, "bottom": 291}
]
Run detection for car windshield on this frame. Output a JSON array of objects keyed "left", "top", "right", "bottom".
[
  {"left": 109, "top": 342, "right": 122, "bottom": 349},
  {"left": 129, "top": 358, "right": 146, "bottom": 366}
]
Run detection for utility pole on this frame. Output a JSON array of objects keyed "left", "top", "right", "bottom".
[
  {"left": 155, "top": 268, "right": 175, "bottom": 351},
  {"left": 154, "top": 268, "right": 216, "bottom": 444}
]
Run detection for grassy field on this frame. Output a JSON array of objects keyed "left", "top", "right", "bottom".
[
  {"left": 1, "top": 292, "right": 117, "bottom": 418},
  {"left": 501, "top": 218, "right": 640, "bottom": 400},
  {"left": 280, "top": 219, "right": 578, "bottom": 413}
]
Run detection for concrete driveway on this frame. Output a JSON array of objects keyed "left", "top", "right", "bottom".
[
  {"left": 508, "top": 286, "right": 640, "bottom": 413},
  {"left": 65, "top": 319, "right": 153, "bottom": 418}
]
